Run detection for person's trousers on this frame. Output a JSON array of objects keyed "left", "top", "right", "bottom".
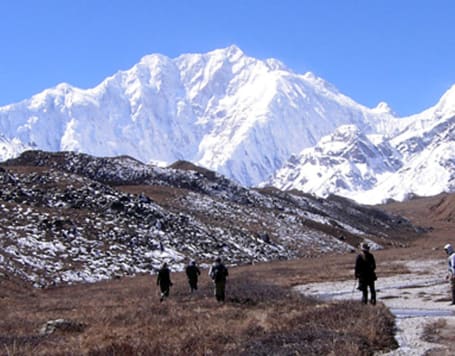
[
  {"left": 215, "top": 281, "right": 226, "bottom": 302},
  {"left": 451, "top": 278, "right": 455, "bottom": 303},
  {"left": 360, "top": 281, "right": 376, "bottom": 305}
]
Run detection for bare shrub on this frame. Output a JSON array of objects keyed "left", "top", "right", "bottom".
[
  {"left": 236, "top": 300, "right": 397, "bottom": 356},
  {"left": 422, "top": 319, "right": 447, "bottom": 343}
]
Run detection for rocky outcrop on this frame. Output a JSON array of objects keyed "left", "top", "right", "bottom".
[{"left": 0, "top": 151, "right": 419, "bottom": 287}]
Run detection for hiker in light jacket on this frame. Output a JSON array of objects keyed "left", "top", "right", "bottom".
[
  {"left": 355, "top": 242, "right": 377, "bottom": 305},
  {"left": 444, "top": 243, "right": 455, "bottom": 305},
  {"left": 209, "top": 257, "right": 229, "bottom": 302},
  {"left": 157, "top": 262, "right": 172, "bottom": 302}
]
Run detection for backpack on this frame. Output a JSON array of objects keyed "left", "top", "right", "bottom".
[{"left": 210, "top": 264, "right": 227, "bottom": 283}]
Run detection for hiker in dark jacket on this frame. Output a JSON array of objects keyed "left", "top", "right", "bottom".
[
  {"left": 208, "top": 257, "right": 229, "bottom": 302},
  {"left": 185, "top": 260, "right": 201, "bottom": 293},
  {"left": 157, "top": 262, "right": 172, "bottom": 302},
  {"left": 355, "top": 242, "right": 377, "bottom": 305}
]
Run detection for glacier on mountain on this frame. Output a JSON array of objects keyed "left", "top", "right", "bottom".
[
  {"left": 1, "top": 45, "right": 455, "bottom": 204},
  {"left": 266, "top": 85, "right": 455, "bottom": 204},
  {"left": 263, "top": 125, "right": 403, "bottom": 201}
]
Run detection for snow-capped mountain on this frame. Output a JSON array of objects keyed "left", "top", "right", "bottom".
[
  {"left": 1, "top": 45, "right": 455, "bottom": 203},
  {"left": 0, "top": 45, "right": 392, "bottom": 187},
  {"left": 265, "top": 125, "right": 403, "bottom": 201},
  {"left": 0, "top": 134, "right": 32, "bottom": 161},
  {"left": 266, "top": 85, "right": 455, "bottom": 204}
]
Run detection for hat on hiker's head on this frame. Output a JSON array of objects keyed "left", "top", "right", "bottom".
[
  {"left": 215, "top": 257, "right": 221, "bottom": 263},
  {"left": 444, "top": 244, "right": 453, "bottom": 254},
  {"left": 360, "top": 242, "right": 370, "bottom": 251},
  {"left": 190, "top": 260, "right": 196, "bottom": 266}
]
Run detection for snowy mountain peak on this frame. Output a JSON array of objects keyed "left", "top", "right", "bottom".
[
  {"left": 372, "top": 101, "right": 395, "bottom": 116},
  {"left": 185, "top": 45, "right": 246, "bottom": 65},
  {"left": 433, "top": 84, "right": 455, "bottom": 118},
  {"left": 265, "top": 124, "right": 403, "bottom": 201},
  {"left": 219, "top": 44, "right": 245, "bottom": 60},
  {"left": 301, "top": 71, "right": 342, "bottom": 94},
  {"left": 302, "top": 71, "right": 333, "bottom": 89},
  {"left": 1, "top": 46, "right": 455, "bottom": 204},
  {"left": 35, "top": 82, "right": 74, "bottom": 98},
  {"left": 133, "top": 53, "right": 178, "bottom": 80}
]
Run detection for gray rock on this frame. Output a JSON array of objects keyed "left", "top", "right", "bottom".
[{"left": 39, "top": 319, "right": 86, "bottom": 335}]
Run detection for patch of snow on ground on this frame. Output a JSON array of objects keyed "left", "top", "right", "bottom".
[{"left": 294, "top": 259, "right": 455, "bottom": 355}]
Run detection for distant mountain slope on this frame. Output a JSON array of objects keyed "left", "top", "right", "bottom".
[
  {"left": 264, "top": 125, "right": 402, "bottom": 200},
  {"left": 0, "top": 134, "right": 32, "bottom": 161},
  {"left": 0, "top": 151, "right": 417, "bottom": 286},
  {"left": 379, "top": 191, "right": 455, "bottom": 229},
  {"left": 266, "top": 97, "right": 455, "bottom": 204}
]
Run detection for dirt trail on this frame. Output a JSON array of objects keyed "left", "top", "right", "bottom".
[{"left": 295, "top": 258, "right": 455, "bottom": 355}]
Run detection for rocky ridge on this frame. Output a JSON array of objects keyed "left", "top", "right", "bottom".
[{"left": 0, "top": 150, "right": 419, "bottom": 287}]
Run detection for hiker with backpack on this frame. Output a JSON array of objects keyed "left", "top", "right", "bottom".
[
  {"left": 443, "top": 243, "right": 455, "bottom": 305},
  {"left": 185, "top": 260, "right": 201, "bottom": 293},
  {"left": 355, "top": 242, "right": 377, "bottom": 305},
  {"left": 209, "top": 257, "right": 229, "bottom": 302},
  {"left": 156, "top": 262, "right": 173, "bottom": 302}
]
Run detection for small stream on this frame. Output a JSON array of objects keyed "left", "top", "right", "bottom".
[
  {"left": 300, "top": 277, "right": 455, "bottom": 319},
  {"left": 318, "top": 291, "right": 455, "bottom": 319},
  {"left": 390, "top": 308, "right": 454, "bottom": 318},
  {"left": 297, "top": 283, "right": 455, "bottom": 354},
  {"left": 312, "top": 291, "right": 454, "bottom": 318},
  {"left": 295, "top": 261, "right": 455, "bottom": 354},
  {"left": 300, "top": 281, "right": 455, "bottom": 319}
]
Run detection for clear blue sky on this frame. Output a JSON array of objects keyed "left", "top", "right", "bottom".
[{"left": 1, "top": 0, "right": 454, "bottom": 116}]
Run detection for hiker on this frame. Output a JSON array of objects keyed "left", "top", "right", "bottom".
[
  {"left": 208, "top": 257, "right": 229, "bottom": 302},
  {"left": 185, "top": 260, "right": 201, "bottom": 293},
  {"left": 443, "top": 243, "right": 455, "bottom": 305},
  {"left": 355, "top": 242, "right": 377, "bottom": 305},
  {"left": 156, "top": 262, "right": 173, "bottom": 302}
]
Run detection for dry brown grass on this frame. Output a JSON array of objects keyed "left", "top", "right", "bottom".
[
  {"left": 0, "top": 259, "right": 398, "bottom": 356},
  {"left": 422, "top": 319, "right": 448, "bottom": 344},
  {"left": 5, "top": 191, "right": 455, "bottom": 355},
  {"left": 422, "top": 319, "right": 455, "bottom": 355}
]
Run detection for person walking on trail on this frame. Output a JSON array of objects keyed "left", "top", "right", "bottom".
[
  {"left": 443, "top": 243, "right": 455, "bottom": 305},
  {"left": 355, "top": 242, "right": 377, "bottom": 305},
  {"left": 157, "top": 262, "right": 173, "bottom": 302},
  {"left": 185, "top": 260, "right": 201, "bottom": 293},
  {"left": 209, "top": 257, "right": 229, "bottom": 302}
]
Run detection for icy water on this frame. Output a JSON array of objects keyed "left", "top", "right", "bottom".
[
  {"left": 294, "top": 261, "right": 455, "bottom": 355},
  {"left": 390, "top": 308, "right": 454, "bottom": 318}
]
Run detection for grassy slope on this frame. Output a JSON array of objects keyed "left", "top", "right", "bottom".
[
  {"left": 3, "top": 192, "right": 455, "bottom": 355},
  {"left": 1, "top": 268, "right": 397, "bottom": 355}
]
